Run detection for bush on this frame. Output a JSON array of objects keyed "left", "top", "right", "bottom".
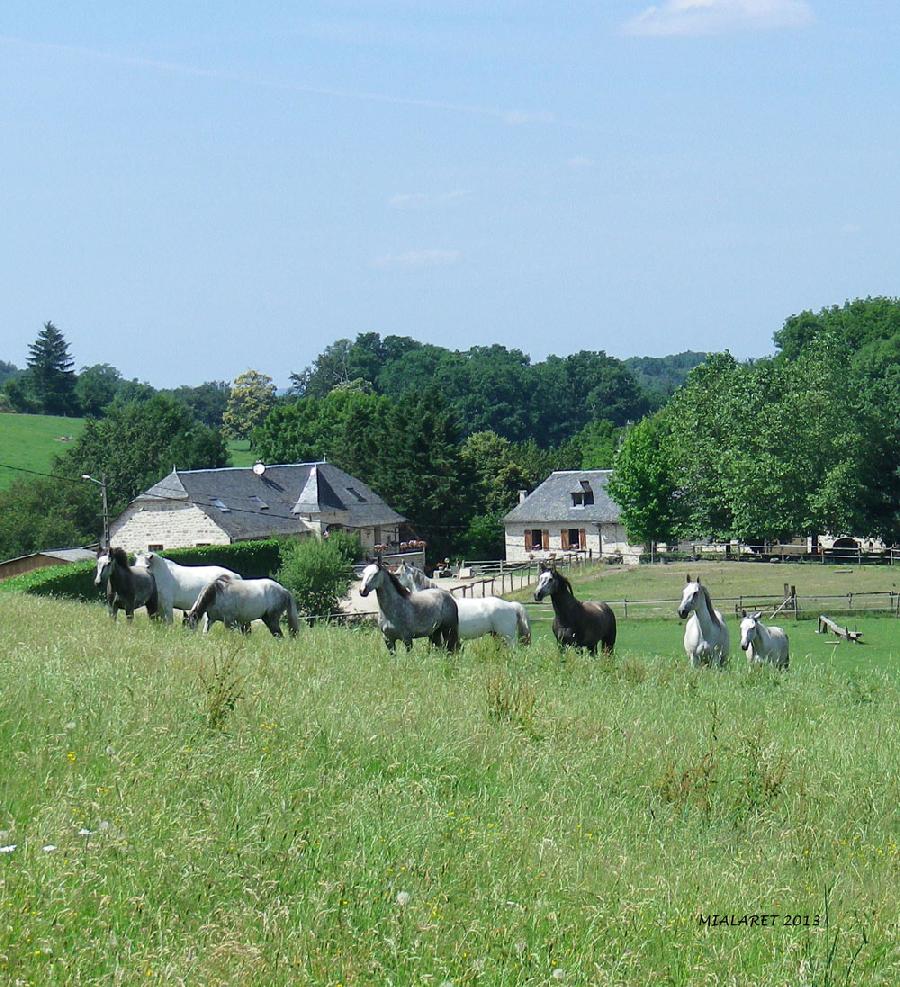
[
  {"left": 0, "top": 560, "right": 99, "bottom": 601},
  {"left": 277, "top": 539, "right": 353, "bottom": 622}
]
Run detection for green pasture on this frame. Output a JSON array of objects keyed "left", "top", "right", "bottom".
[
  {"left": 0, "top": 593, "right": 897, "bottom": 985},
  {"left": 513, "top": 559, "right": 900, "bottom": 605},
  {"left": 0, "top": 413, "right": 86, "bottom": 490},
  {"left": 226, "top": 438, "right": 256, "bottom": 467}
]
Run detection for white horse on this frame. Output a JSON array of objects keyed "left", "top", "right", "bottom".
[
  {"left": 136, "top": 552, "right": 242, "bottom": 623},
  {"left": 185, "top": 574, "right": 299, "bottom": 637},
  {"left": 394, "top": 562, "right": 531, "bottom": 646},
  {"left": 677, "top": 574, "right": 730, "bottom": 668},
  {"left": 359, "top": 560, "right": 459, "bottom": 653},
  {"left": 740, "top": 611, "right": 789, "bottom": 669}
]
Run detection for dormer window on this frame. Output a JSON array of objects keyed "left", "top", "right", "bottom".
[
  {"left": 571, "top": 481, "right": 594, "bottom": 507},
  {"left": 345, "top": 486, "right": 367, "bottom": 503},
  {"left": 250, "top": 495, "right": 269, "bottom": 511},
  {"left": 212, "top": 498, "right": 230, "bottom": 512}
]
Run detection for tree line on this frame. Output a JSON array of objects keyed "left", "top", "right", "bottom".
[{"left": 610, "top": 297, "right": 900, "bottom": 548}]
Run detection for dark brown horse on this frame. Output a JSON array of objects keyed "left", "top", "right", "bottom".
[
  {"left": 534, "top": 564, "right": 616, "bottom": 655},
  {"left": 94, "top": 547, "right": 159, "bottom": 621}
]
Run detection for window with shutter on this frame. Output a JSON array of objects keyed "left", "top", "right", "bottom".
[
  {"left": 541, "top": 529, "right": 549, "bottom": 550},
  {"left": 561, "top": 529, "right": 570, "bottom": 549}
]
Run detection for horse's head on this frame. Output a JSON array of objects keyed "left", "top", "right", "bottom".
[
  {"left": 393, "top": 562, "right": 415, "bottom": 593},
  {"left": 183, "top": 610, "right": 200, "bottom": 631},
  {"left": 358, "top": 561, "right": 384, "bottom": 598},
  {"left": 739, "top": 612, "right": 762, "bottom": 651},
  {"left": 534, "top": 566, "right": 559, "bottom": 602},
  {"left": 677, "top": 575, "right": 701, "bottom": 619},
  {"left": 94, "top": 551, "right": 111, "bottom": 587}
]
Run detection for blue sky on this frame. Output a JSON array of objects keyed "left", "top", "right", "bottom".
[{"left": 1, "top": 1, "right": 898, "bottom": 387}]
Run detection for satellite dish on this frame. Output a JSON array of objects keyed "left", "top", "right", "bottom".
[{"left": 252, "top": 462, "right": 266, "bottom": 476}]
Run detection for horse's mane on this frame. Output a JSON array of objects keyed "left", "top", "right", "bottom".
[
  {"left": 554, "top": 571, "right": 575, "bottom": 597},
  {"left": 698, "top": 583, "right": 725, "bottom": 629},
  {"left": 110, "top": 547, "right": 129, "bottom": 566},
  {"left": 384, "top": 568, "right": 411, "bottom": 598}
]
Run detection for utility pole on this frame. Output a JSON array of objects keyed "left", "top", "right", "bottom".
[{"left": 82, "top": 473, "right": 110, "bottom": 549}]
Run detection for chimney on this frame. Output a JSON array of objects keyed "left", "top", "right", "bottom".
[{"left": 518, "top": 489, "right": 528, "bottom": 504}]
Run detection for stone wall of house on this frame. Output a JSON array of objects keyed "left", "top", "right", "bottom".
[
  {"left": 504, "top": 521, "right": 642, "bottom": 564},
  {"left": 110, "top": 502, "right": 230, "bottom": 553}
]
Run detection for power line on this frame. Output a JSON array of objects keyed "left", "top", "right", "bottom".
[{"left": 0, "top": 462, "right": 88, "bottom": 485}]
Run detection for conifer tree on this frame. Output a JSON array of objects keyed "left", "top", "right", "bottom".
[{"left": 26, "top": 321, "right": 77, "bottom": 415}]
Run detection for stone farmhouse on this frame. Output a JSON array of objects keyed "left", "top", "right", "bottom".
[
  {"left": 110, "top": 462, "right": 406, "bottom": 554},
  {"left": 503, "top": 469, "right": 643, "bottom": 564}
]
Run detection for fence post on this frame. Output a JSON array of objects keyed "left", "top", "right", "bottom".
[{"left": 624, "top": 598, "right": 628, "bottom": 619}]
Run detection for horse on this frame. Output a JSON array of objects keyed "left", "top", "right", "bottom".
[
  {"left": 394, "top": 561, "right": 530, "bottom": 646},
  {"left": 533, "top": 563, "right": 616, "bottom": 655},
  {"left": 184, "top": 574, "right": 299, "bottom": 637},
  {"left": 677, "top": 574, "right": 730, "bottom": 668},
  {"left": 740, "top": 611, "right": 789, "bottom": 669},
  {"left": 359, "top": 559, "right": 460, "bottom": 653},
  {"left": 136, "top": 552, "right": 242, "bottom": 623},
  {"left": 94, "top": 547, "right": 159, "bottom": 621}
]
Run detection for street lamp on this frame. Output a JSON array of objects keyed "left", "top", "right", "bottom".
[{"left": 81, "top": 473, "right": 109, "bottom": 549}]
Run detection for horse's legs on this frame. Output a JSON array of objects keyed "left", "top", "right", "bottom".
[
  {"left": 403, "top": 638, "right": 413, "bottom": 653},
  {"left": 263, "top": 612, "right": 283, "bottom": 637},
  {"left": 383, "top": 634, "right": 396, "bottom": 654}
]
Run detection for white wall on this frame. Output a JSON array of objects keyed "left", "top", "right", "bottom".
[
  {"left": 110, "top": 502, "right": 231, "bottom": 553},
  {"left": 504, "top": 522, "right": 642, "bottom": 564}
]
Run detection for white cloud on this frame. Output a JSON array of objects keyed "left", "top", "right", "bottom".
[
  {"left": 623, "top": 0, "right": 814, "bottom": 37},
  {"left": 504, "top": 110, "right": 556, "bottom": 126},
  {"left": 388, "top": 192, "right": 428, "bottom": 209},
  {"left": 373, "top": 249, "right": 461, "bottom": 271},
  {"left": 388, "top": 189, "right": 469, "bottom": 209}
]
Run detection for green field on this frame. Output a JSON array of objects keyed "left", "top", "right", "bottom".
[
  {"left": 0, "top": 414, "right": 256, "bottom": 493},
  {"left": 0, "top": 590, "right": 896, "bottom": 985},
  {"left": 227, "top": 438, "right": 256, "bottom": 467},
  {"left": 0, "top": 413, "right": 86, "bottom": 490}
]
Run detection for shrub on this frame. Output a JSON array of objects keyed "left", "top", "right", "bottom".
[{"left": 277, "top": 539, "right": 353, "bottom": 622}]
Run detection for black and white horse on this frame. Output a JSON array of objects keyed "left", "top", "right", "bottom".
[{"left": 94, "top": 548, "right": 159, "bottom": 621}]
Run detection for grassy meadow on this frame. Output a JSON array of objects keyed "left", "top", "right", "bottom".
[
  {"left": 0, "top": 413, "right": 86, "bottom": 490},
  {"left": 0, "top": 588, "right": 897, "bottom": 985}
]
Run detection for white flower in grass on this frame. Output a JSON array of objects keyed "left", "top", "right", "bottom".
[
  {"left": 78, "top": 828, "right": 93, "bottom": 836},
  {"left": 65, "top": 721, "right": 76, "bottom": 731},
  {"left": 0, "top": 844, "right": 16, "bottom": 853},
  {"left": 552, "top": 969, "right": 566, "bottom": 981},
  {"left": 98, "top": 820, "right": 110, "bottom": 831},
  {"left": 395, "top": 890, "right": 410, "bottom": 907},
  {"left": 42, "top": 845, "right": 57, "bottom": 853}
]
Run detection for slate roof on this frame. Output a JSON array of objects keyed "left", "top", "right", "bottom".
[
  {"left": 503, "top": 470, "right": 622, "bottom": 524},
  {"left": 137, "top": 462, "right": 405, "bottom": 542}
]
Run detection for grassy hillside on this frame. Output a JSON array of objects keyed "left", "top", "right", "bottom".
[
  {"left": 0, "top": 415, "right": 254, "bottom": 493},
  {"left": 0, "top": 593, "right": 896, "bottom": 985},
  {"left": 0, "top": 413, "right": 86, "bottom": 490}
]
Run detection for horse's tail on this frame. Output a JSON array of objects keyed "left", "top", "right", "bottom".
[
  {"left": 189, "top": 578, "right": 219, "bottom": 622},
  {"left": 285, "top": 591, "right": 300, "bottom": 637},
  {"left": 445, "top": 596, "right": 460, "bottom": 652},
  {"left": 601, "top": 604, "right": 617, "bottom": 655},
  {"left": 514, "top": 603, "right": 531, "bottom": 645}
]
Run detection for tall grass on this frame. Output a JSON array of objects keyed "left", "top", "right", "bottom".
[{"left": 0, "top": 594, "right": 897, "bottom": 985}]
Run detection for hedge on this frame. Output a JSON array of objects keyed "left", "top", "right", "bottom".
[{"left": 0, "top": 538, "right": 294, "bottom": 603}]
